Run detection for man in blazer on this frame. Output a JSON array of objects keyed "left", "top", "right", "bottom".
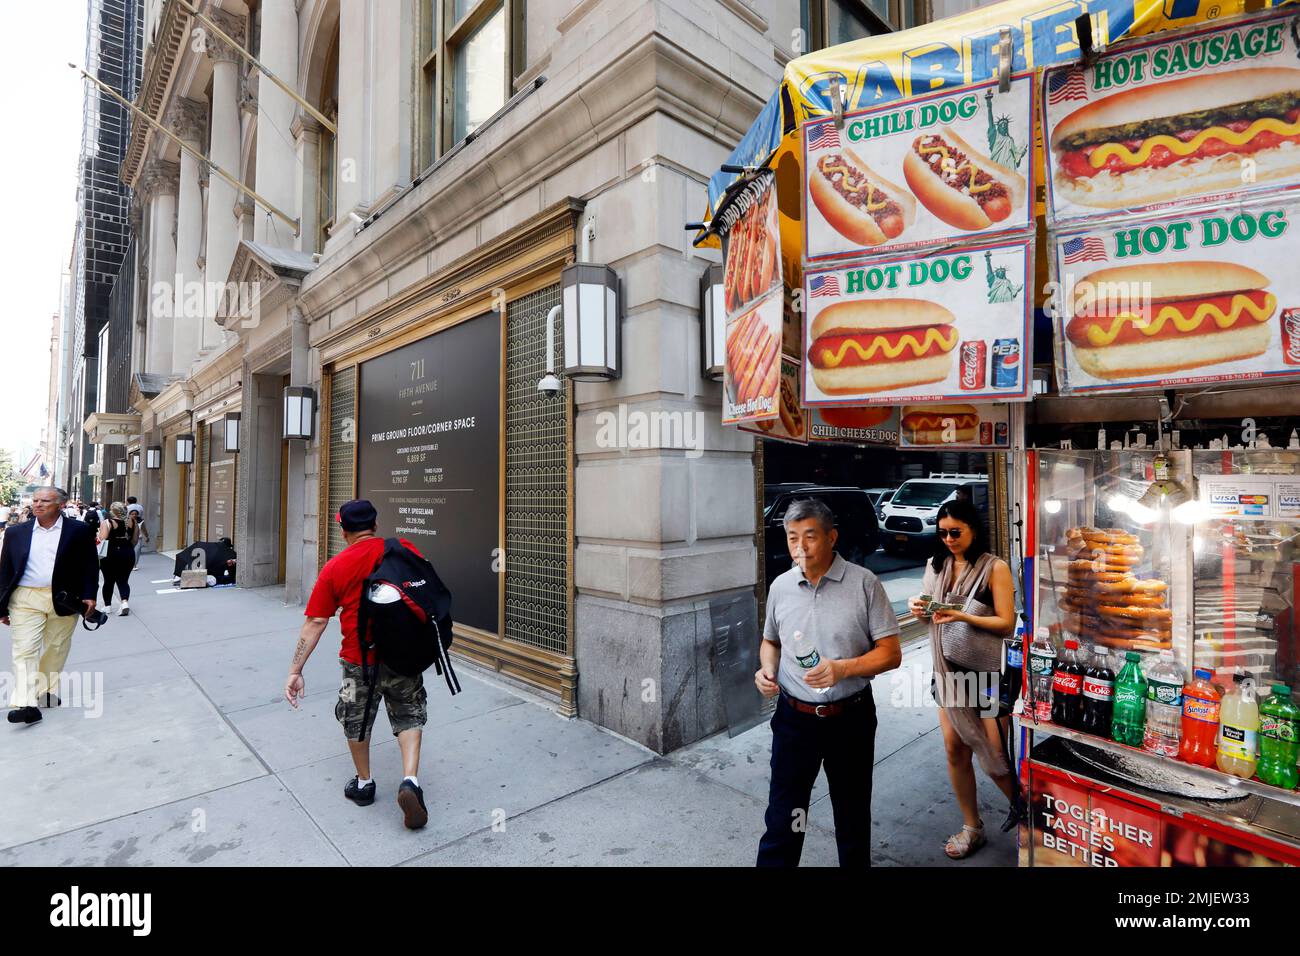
[{"left": 0, "top": 486, "right": 99, "bottom": 725}]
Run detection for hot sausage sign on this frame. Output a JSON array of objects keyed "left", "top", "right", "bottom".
[{"left": 803, "top": 75, "right": 1036, "bottom": 263}]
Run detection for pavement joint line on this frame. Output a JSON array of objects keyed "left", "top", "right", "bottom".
[{"left": 67, "top": 625, "right": 304, "bottom": 667}]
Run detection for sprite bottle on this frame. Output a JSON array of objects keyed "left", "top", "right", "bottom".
[
  {"left": 1111, "top": 651, "right": 1147, "bottom": 748},
  {"left": 1257, "top": 684, "right": 1300, "bottom": 790}
]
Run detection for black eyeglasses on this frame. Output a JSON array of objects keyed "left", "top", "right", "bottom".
[{"left": 937, "top": 528, "right": 966, "bottom": 539}]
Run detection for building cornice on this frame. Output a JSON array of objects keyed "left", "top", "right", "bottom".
[{"left": 122, "top": 0, "right": 192, "bottom": 188}]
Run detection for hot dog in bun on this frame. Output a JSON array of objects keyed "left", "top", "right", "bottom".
[
  {"left": 1051, "top": 68, "right": 1300, "bottom": 209},
  {"left": 1067, "top": 262, "right": 1276, "bottom": 379},
  {"left": 901, "top": 404, "right": 979, "bottom": 444},
  {"left": 903, "top": 127, "right": 1026, "bottom": 230},
  {"left": 808, "top": 299, "right": 957, "bottom": 395},
  {"left": 809, "top": 147, "right": 917, "bottom": 246}
]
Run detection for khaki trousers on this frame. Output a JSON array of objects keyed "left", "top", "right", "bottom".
[{"left": 7, "top": 586, "right": 77, "bottom": 708}]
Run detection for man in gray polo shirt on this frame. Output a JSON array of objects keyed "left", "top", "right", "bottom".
[{"left": 754, "top": 497, "right": 901, "bottom": 867}]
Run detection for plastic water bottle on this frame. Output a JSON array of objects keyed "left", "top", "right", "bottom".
[
  {"left": 1028, "top": 627, "right": 1056, "bottom": 722},
  {"left": 1143, "top": 650, "right": 1184, "bottom": 757},
  {"left": 791, "top": 630, "right": 828, "bottom": 695}
]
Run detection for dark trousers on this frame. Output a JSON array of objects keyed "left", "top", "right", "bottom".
[
  {"left": 100, "top": 550, "right": 133, "bottom": 604},
  {"left": 757, "top": 692, "right": 877, "bottom": 867}
]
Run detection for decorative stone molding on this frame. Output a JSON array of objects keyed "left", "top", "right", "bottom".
[
  {"left": 719, "top": 0, "right": 769, "bottom": 33},
  {"left": 168, "top": 97, "right": 208, "bottom": 143},
  {"left": 201, "top": 5, "right": 246, "bottom": 62},
  {"left": 290, "top": 113, "right": 321, "bottom": 142},
  {"left": 140, "top": 159, "right": 180, "bottom": 199}
]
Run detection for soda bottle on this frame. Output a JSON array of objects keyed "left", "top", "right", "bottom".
[
  {"left": 1028, "top": 627, "right": 1056, "bottom": 722},
  {"left": 1000, "top": 622, "right": 1025, "bottom": 712},
  {"left": 1217, "top": 673, "right": 1259, "bottom": 779},
  {"left": 790, "top": 630, "right": 828, "bottom": 696},
  {"left": 1257, "top": 684, "right": 1300, "bottom": 789},
  {"left": 1051, "top": 639, "right": 1084, "bottom": 729},
  {"left": 1178, "top": 668, "right": 1222, "bottom": 767},
  {"left": 1079, "top": 645, "right": 1114, "bottom": 739},
  {"left": 1112, "top": 651, "right": 1147, "bottom": 747},
  {"left": 1142, "top": 650, "right": 1184, "bottom": 757}
]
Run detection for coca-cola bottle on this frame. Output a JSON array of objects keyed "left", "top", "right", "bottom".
[
  {"left": 1051, "top": 639, "right": 1085, "bottom": 729},
  {"left": 1079, "top": 644, "right": 1115, "bottom": 738}
]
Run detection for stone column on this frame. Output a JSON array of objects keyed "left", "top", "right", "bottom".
[
  {"left": 140, "top": 160, "right": 179, "bottom": 374},
  {"left": 203, "top": 7, "right": 246, "bottom": 347},
  {"left": 283, "top": 305, "right": 311, "bottom": 604},
  {"left": 254, "top": 0, "right": 299, "bottom": 247},
  {"left": 168, "top": 98, "right": 207, "bottom": 374},
  {"left": 331, "top": 0, "right": 369, "bottom": 240},
  {"left": 291, "top": 115, "right": 320, "bottom": 254}
]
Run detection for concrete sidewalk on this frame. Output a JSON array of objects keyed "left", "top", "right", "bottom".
[{"left": 0, "top": 553, "right": 1017, "bottom": 866}]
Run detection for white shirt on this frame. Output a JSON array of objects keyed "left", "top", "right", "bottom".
[{"left": 17, "top": 515, "right": 64, "bottom": 589}]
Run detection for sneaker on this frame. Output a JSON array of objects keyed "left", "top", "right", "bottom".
[
  {"left": 397, "top": 779, "right": 428, "bottom": 830},
  {"left": 6, "top": 707, "right": 42, "bottom": 725},
  {"left": 343, "top": 776, "right": 376, "bottom": 806},
  {"left": 118, "top": 603, "right": 130, "bottom": 617}
]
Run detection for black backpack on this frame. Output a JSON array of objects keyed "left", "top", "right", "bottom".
[{"left": 355, "top": 539, "right": 460, "bottom": 741}]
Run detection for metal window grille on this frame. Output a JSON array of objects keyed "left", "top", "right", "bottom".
[
  {"left": 326, "top": 366, "right": 357, "bottom": 559},
  {"left": 195, "top": 423, "right": 210, "bottom": 541},
  {"left": 504, "top": 285, "right": 569, "bottom": 655}
]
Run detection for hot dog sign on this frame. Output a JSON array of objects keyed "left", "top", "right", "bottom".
[
  {"left": 802, "top": 238, "right": 1034, "bottom": 406},
  {"left": 803, "top": 75, "right": 1036, "bottom": 263},
  {"left": 1042, "top": 8, "right": 1300, "bottom": 225},
  {"left": 1051, "top": 195, "right": 1300, "bottom": 394}
]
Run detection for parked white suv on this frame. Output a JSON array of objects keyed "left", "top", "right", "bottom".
[{"left": 881, "top": 474, "right": 989, "bottom": 555}]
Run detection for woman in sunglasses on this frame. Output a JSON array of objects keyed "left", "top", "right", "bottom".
[{"left": 907, "top": 499, "right": 1021, "bottom": 859}]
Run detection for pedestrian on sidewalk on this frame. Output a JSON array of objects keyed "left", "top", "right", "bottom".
[
  {"left": 754, "top": 498, "right": 902, "bottom": 867},
  {"left": 0, "top": 487, "right": 100, "bottom": 725},
  {"left": 283, "top": 499, "right": 433, "bottom": 830},
  {"left": 126, "top": 496, "right": 149, "bottom": 569},
  {"left": 97, "top": 502, "right": 137, "bottom": 617},
  {"left": 909, "top": 499, "right": 1023, "bottom": 860}
]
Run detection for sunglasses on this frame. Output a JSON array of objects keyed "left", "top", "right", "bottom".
[{"left": 937, "top": 528, "right": 967, "bottom": 539}]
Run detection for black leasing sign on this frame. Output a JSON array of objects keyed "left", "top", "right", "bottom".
[{"left": 357, "top": 312, "right": 501, "bottom": 632}]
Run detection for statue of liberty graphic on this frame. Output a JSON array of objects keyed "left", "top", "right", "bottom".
[
  {"left": 985, "top": 250, "right": 1022, "bottom": 305},
  {"left": 986, "top": 89, "right": 1028, "bottom": 170}
]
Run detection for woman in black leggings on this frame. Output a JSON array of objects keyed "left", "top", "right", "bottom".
[{"left": 98, "top": 501, "right": 137, "bottom": 616}]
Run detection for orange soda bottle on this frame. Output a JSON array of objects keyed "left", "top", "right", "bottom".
[{"left": 1179, "top": 668, "right": 1222, "bottom": 768}]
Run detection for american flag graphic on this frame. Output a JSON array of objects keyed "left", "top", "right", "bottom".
[
  {"left": 808, "top": 122, "right": 841, "bottom": 151},
  {"left": 1062, "top": 236, "right": 1107, "bottom": 264},
  {"left": 1047, "top": 68, "right": 1088, "bottom": 105},
  {"left": 810, "top": 274, "right": 840, "bottom": 298}
]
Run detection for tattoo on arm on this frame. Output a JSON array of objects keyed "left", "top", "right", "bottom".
[{"left": 292, "top": 636, "right": 308, "bottom": 668}]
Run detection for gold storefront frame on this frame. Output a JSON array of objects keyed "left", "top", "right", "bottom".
[{"left": 315, "top": 199, "right": 582, "bottom": 713}]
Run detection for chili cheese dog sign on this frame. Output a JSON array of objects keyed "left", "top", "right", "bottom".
[
  {"left": 1043, "top": 8, "right": 1300, "bottom": 225},
  {"left": 803, "top": 75, "right": 1036, "bottom": 263},
  {"left": 802, "top": 238, "right": 1034, "bottom": 406},
  {"left": 1051, "top": 196, "right": 1300, "bottom": 394}
]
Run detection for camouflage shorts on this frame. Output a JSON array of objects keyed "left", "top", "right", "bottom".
[{"left": 335, "top": 660, "right": 428, "bottom": 741}]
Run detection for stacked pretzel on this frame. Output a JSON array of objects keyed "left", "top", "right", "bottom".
[{"left": 1058, "top": 527, "right": 1172, "bottom": 652}]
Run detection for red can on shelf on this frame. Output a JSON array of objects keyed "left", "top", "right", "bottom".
[
  {"left": 960, "top": 341, "right": 986, "bottom": 390},
  {"left": 1282, "top": 309, "right": 1300, "bottom": 366}
]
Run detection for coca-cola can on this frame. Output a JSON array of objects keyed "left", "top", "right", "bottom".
[
  {"left": 980, "top": 422, "right": 993, "bottom": 445},
  {"left": 1282, "top": 309, "right": 1300, "bottom": 366},
  {"left": 960, "top": 341, "right": 987, "bottom": 390}
]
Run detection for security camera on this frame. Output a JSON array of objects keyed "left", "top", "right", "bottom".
[{"left": 537, "top": 373, "right": 561, "bottom": 396}]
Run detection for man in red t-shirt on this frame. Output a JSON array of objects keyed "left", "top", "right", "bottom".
[{"left": 284, "top": 500, "right": 431, "bottom": 829}]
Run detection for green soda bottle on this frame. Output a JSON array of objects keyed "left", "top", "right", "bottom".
[
  {"left": 1111, "top": 651, "right": 1147, "bottom": 748},
  {"left": 1257, "top": 684, "right": 1300, "bottom": 789}
]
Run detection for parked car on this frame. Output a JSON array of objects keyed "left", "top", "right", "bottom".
[
  {"left": 764, "top": 485, "right": 881, "bottom": 586},
  {"left": 881, "top": 474, "right": 989, "bottom": 555},
  {"left": 864, "top": 486, "right": 898, "bottom": 521}
]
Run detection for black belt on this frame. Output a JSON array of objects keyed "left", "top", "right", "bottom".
[{"left": 781, "top": 686, "right": 873, "bottom": 718}]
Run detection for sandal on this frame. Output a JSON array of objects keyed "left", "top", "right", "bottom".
[{"left": 944, "top": 823, "right": 987, "bottom": 860}]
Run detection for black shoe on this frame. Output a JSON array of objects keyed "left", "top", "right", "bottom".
[
  {"left": 397, "top": 779, "right": 428, "bottom": 830},
  {"left": 40, "top": 693, "right": 60, "bottom": 709},
  {"left": 1001, "top": 790, "right": 1028, "bottom": 833},
  {"left": 7, "top": 707, "right": 42, "bottom": 725},
  {"left": 344, "top": 776, "right": 376, "bottom": 806}
]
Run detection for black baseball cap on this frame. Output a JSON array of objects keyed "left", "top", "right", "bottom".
[{"left": 337, "top": 499, "right": 378, "bottom": 532}]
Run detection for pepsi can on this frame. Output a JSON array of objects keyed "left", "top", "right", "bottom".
[{"left": 992, "top": 338, "right": 1020, "bottom": 389}]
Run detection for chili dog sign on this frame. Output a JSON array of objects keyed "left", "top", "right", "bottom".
[
  {"left": 802, "top": 238, "right": 1034, "bottom": 406},
  {"left": 1051, "top": 195, "right": 1300, "bottom": 394},
  {"left": 803, "top": 75, "right": 1036, "bottom": 263},
  {"left": 1043, "top": 9, "right": 1300, "bottom": 225}
]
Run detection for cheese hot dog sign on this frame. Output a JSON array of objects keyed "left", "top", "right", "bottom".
[
  {"left": 1052, "top": 197, "right": 1300, "bottom": 394},
  {"left": 1043, "top": 9, "right": 1300, "bottom": 225},
  {"left": 803, "top": 76, "right": 1036, "bottom": 263},
  {"left": 802, "top": 238, "right": 1034, "bottom": 406}
]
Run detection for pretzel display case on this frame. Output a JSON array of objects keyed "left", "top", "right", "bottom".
[{"left": 1021, "top": 448, "right": 1300, "bottom": 868}]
